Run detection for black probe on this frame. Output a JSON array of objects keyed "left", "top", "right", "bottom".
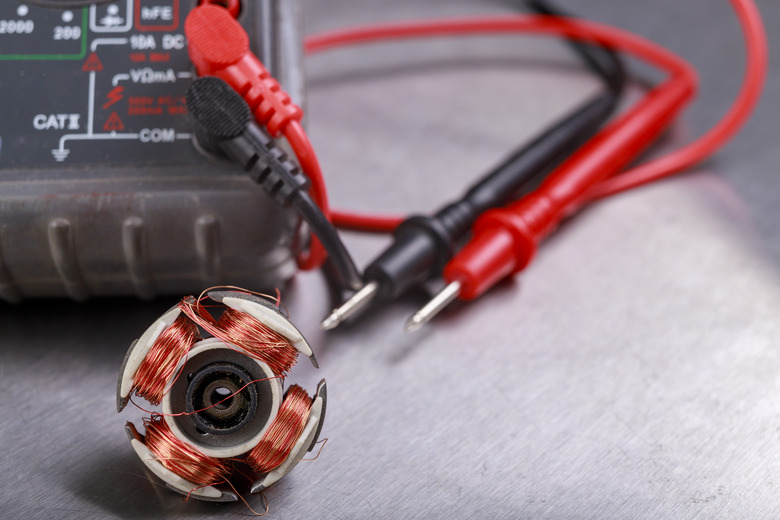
[
  {"left": 186, "top": 76, "right": 363, "bottom": 292},
  {"left": 321, "top": 1, "right": 626, "bottom": 329}
]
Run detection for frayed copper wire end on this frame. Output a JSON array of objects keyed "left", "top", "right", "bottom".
[
  {"left": 245, "top": 385, "right": 312, "bottom": 474},
  {"left": 178, "top": 298, "right": 298, "bottom": 376},
  {"left": 227, "top": 479, "right": 270, "bottom": 517},
  {"left": 143, "top": 415, "right": 230, "bottom": 487},
  {"left": 302, "top": 438, "right": 328, "bottom": 462},
  {"left": 133, "top": 315, "right": 200, "bottom": 406}
]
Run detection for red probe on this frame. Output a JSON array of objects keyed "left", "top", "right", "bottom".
[
  {"left": 406, "top": 72, "right": 695, "bottom": 330},
  {"left": 304, "top": 0, "right": 765, "bottom": 236},
  {"left": 185, "top": 5, "right": 330, "bottom": 271},
  {"left": 404, "top": 0, "right": 767, "bottom": 330}
]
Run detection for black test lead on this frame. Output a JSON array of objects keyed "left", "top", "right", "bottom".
[
  {"left": 405, "top": 0, "right": 768, "bottom": 330},
  {"left": 186, "top": 76, "right": 363, "bottom": 292},
  {"left": 321, "top": 3, "right": 626, "bottom": 330}
]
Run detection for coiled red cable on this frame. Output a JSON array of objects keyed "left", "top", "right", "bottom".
[
  {"left": 304, "top": 0, "right": 766, "bottom": 233},
  {"left": 189, "top": 1, "right": 766, "bottom": 266},
  {"left": 588, "top": 0, "right": 767, "bottom": 199}
]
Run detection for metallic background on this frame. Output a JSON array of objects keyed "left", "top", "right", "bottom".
[{"left": 2, "top": 0, "right": 779, "bottom": 518}]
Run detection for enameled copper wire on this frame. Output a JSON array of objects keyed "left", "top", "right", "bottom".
[
  {"left": 246, "top": 385, "right": 313, "bottom": 474},
  {"left": 133, "top": 315, "right": 200, "bottom": 406},
  {"left": 178, "top": 298, "right": 299, "bottom": 376},
  {"left": 217, "top": 308, "right": 299, "bottom": 375},
  {"left": 143, "top": 415, "right": 231, "bottom": 487},
  {"left": 132, "top": 291, "right": 313, "bottom": 492}
]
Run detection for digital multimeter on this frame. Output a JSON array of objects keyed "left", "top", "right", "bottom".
[{"left": 0, "top": 0, "right": 304, "bottom": 302}]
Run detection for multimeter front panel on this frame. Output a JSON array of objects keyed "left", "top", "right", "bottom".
[{"left": 0, "top": 1, "right": 300, "bottom": 302}]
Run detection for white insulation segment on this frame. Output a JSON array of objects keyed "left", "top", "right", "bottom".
[
  {"left": 119, "top": 306, "right": 182, "bottom": 399},
  {"left": 221, "top": 296, "right": 313, "bottom": 358},
  {"left": 255, "top": 393, "right": 324, "bottom": 490}
]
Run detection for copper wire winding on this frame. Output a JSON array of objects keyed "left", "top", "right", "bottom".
[
  {"left": 131, "top": 291, "right": 314, "bottom": 495},
  {"left": 217, "top": 308, "right": 299, "bottom": 375},
  {"left": 133, "top": 315, "right": 200, "bottom": 406},
  {"left": 143, "top": 415, "right": 231, "bottom": 487},
  {"left": 178, "top": 298, "right": 299, "bottom": 376},
  {"left": 246, "top": 385, "right": 313, "bottom": 474}
]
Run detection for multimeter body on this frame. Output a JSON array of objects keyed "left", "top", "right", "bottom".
[{"left": 0, "top": 0, "right": 304, "bottom": 302}]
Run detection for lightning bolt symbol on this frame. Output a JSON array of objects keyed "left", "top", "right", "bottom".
[{"left": 102, "top": 86, "right": 124, "bottom": 110}]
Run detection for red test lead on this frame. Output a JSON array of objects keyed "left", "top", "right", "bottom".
[
  {"left": 406, "top": 65, "right": 697, "bottom": 331},
  {"left": 406, "top": 0, "right": 767, "bottom": 331}
]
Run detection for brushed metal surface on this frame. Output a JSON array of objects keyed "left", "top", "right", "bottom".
[{"left": 2, "top": 0, "right": 779, "bottom": 518}]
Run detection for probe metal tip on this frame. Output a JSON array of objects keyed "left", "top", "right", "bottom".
[
  {"left": 403, "top": 313, "right": 427, "bottom": 333},
  {"left": 404, "top": 281, "right": 462, "bottom": 332},
  {"left": 320, "top": 312, "right": 341, "bottom": 331},
  {"left": 320, "top": 281, "right": 379, "bottom": 330}
]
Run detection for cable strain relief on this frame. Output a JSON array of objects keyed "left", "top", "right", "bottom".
[
  {"left": 234, "top": 57, "right": 304, "bottom": 136},
  {"left": 433, "top": 201, "right": 479, "bottom": 246},
  {"left": 364, "top": 215, "right": 452, "bottom": 299},
  {"left": 220, "top": 127, "right": 310, "bottom": 206},
  {"left": 474, "top": 193, "right": 555, "bottom": 275},
  {"left": 398, "top": 215, "right": 455, "bottom": 261}
]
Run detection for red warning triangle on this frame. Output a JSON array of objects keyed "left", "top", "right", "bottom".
[
  {"left": 103, "top": 111, "right": 125, "bottom": 131},
  {"left": 82, "top": 52, "right": 103, "bottom": 72}
]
